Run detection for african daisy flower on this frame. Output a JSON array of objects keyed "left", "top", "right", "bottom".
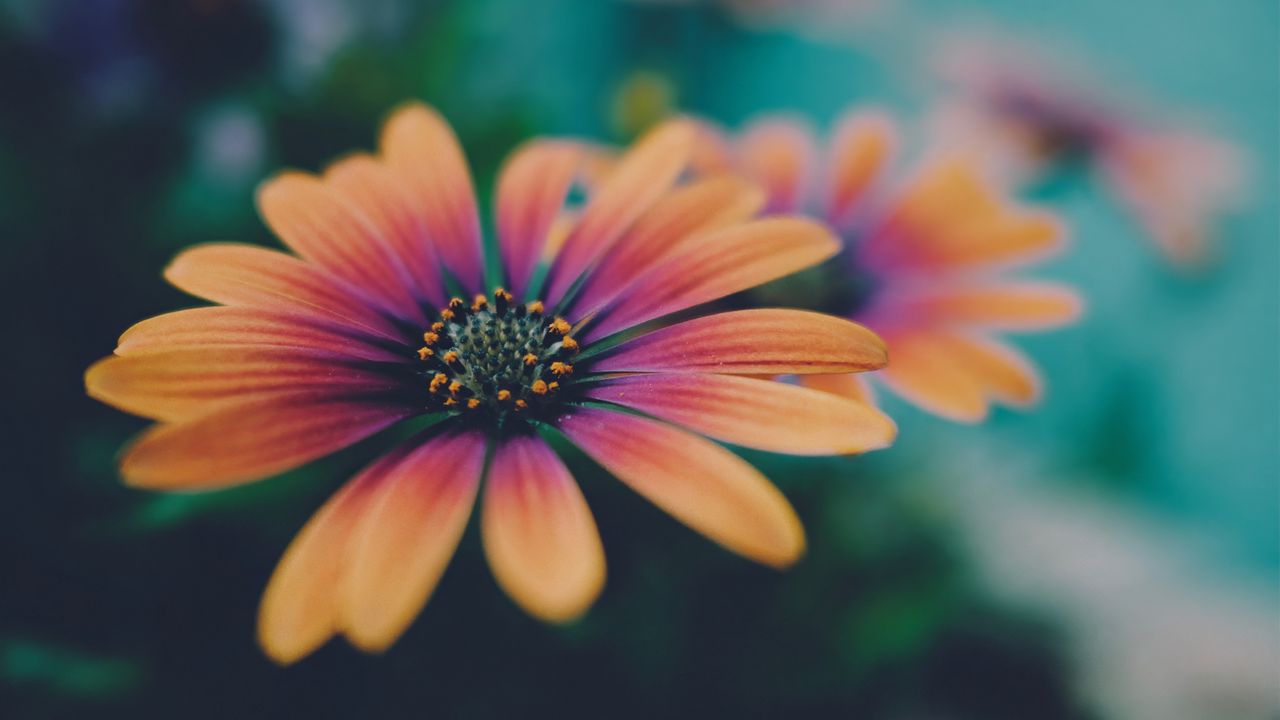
[
  {"left": 85, "top": 103, "right": 896, "bottom": 663},
  {"left": 691, "top": 108, "right": 1083, "bottom": 423},
  {"left": 928, "top": 32, "right": 1244, "bottom": 268}
]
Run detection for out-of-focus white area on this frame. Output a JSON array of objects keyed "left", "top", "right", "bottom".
[{"left": 938, "top": 439, "right": 1280, "bottom": 720}]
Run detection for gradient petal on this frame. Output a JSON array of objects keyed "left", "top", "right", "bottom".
[
  {"left": 257, "top": 172, "right": 425, "bottom": 322},
  {"left": 876, "top": 331, "right": 988, "bottom": 422},
  {"left": 542, "top": 119, "right": 694, "bottom": 305},
  {"left": 932, "top": 332, "right": 1041, "bottom": 406},
  {"left": 557, "top": 407, "right": 805, "bottom": 567},
  {"left": 119, "top": 394, "right": 414, "bottom": 490},
  {"left": 116, "top": 307, "right": 405, "bottom": 363},
  {"left": 593, "top": 309, "right": 886, "bottom": 375},
  {"left": 879, "top": 282, "right": 1082, "bottom": 331},
  {"left": 258, "top": 445, "right": 410, "bottom": 664},
  {"left": 380, "top": 103, "right": 484, "bottom": 294},
  {"left": 323, "top": 154, "right": 448, "bottom": 308},
  {"left": 797, "top": 372, "right": 876, "bottom": 406},
  {"left": 495, "top": 140, "right": 584, "bottom": 297},
  {"left": 586, "top": 374, "right": 894, "bottom": 455},
  {"left": 86, "top": 347, "right": 404, "bottom": 422},
  {"left": 570, "top": 176, "right": 765, "bottom": 318},
  {"left": 737, "top": 118, "right": 816, "bottom": 214},
  {"left": 339, "top": 430, "right": 485, "bottom": 652},
  {"left": 164, "top": 243, "right": 401, "bottom": 340},
  {"left": 481, "top": 434, "right": 605, "bottom": 622},
  {"left": 587, "top": 217, "right": 839, "bottom": 340},
  {"left": 824, "top": 110, "right": 897, "bottom": 226}
]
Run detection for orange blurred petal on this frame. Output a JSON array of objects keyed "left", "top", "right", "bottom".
[
  {"left": 481, "top": 435, "right": 605, "bottom": 622},
  {"left": 737, "top": 118, "right": 816, "bottom": 214},
  {"left": 595, "top": 308, "right": 886, "bottom": 375},
  {"left": 339, "top": 430, "right": 485, "bottom": 651},
  {"left": 559, "top": 408, "right": 805, "bottom": 567},
  {"left": 823, "top": 110, "right": 897, "bottom": 224},
  {"left": 119, "top": 394, "right": 413, "bottom": 490},
  {"left": 932, "top": 332, "right": 1041, "bottom": 406},
  {"left": 323, "top": 154, "right": 448, "bottom": 308},
  {"left": 543, "top": 119, "right": 695, "bottom": 305},
  {"left": 876, "top": 331, "right": 988, "bottom": 422},
  {"left": 587, "top": 373, "right": 895, "bottom": 455},
  {"left": 164, "top": 243, "right": 401, "bottom": 341},
  {"left": 587, "top": 217, "right": 839, "bottom": 340},
  {"left": 380, "top": 103, "right": 485, "bottom": 294},
  {"left": 889, "top": 282, "right": 1082, "bottom": 331},
  {"left": 257, "top": 172, "right": 425, "bottom": 323},
  {"left": 572, "top": 176, "right": 765, "bottom": 316},
  {"left": 797, "top": 372, "right": 877, "bottom": 406}
]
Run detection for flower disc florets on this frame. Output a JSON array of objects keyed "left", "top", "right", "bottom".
[{"left": 416, "top": 289, "right": 578, "bottom": 419}]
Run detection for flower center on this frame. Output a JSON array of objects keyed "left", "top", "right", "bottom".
[{"left": 415, "top": 289, "right": 578, "bottom": 418}]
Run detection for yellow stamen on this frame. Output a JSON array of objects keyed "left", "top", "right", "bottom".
[
  {"left": 417, "top": 347, "right": 434, "bottom": 361},
  {"left": 548, "top": 381, "right": 560, "bottom": 392},
  {"left": 523, "top": 353, "right": 538, "bottom": 366},
  {"left": 497, "top": 389, "right": 512, "bottom": 402},
  {"left": 443, "top": 350, "right": 460, "bottom": 364},
  {"left": 448, "top": 380, "right": 463, "bottom": 396},
  {"left": 561, "top": 336, "right": 578, "bottom": 352},
  {"left": 444, "top": 397, "right": 458, "bottom": 407},
  {"left": 467, "top": 398, "right": 481, "bottom": 410},
  {"left": 531, "top": 380, "right": 549, "bottom": 395},
  {"left": 495, "top": 288, "right": 513, "bottom": 303},
  {"left": 526, "top": 300, "right": 544, "bottom": 315},
  {"left": 440, "top": 309, "right": 455, "bottom": 321},
  {"left": 422, "top": 331, "right": 439, "bottom": 345},
  {"left": 550, "top": 361, "right": 573, "bottom": 376},
  {"left": 515, "top": 399, "right": 528, "bottom": 410},
  {"left": 472, "top": 294, "right": 489, "bottom": 311},
  {"left": 429, "top": 373, "right": 448, "bottom": 392},
  {"left": 431, "top": 322, "right": 445, "bottom": 333},
  {"left": 448, "top": 297, "right": 466, "bottom": 310},
  {"left": 550, "top": 317, "right": 571, "bottom": 335}
]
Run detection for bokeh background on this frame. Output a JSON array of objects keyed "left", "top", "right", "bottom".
[{"left": 1, "top": 0, "right": 1276, "bottom": 717}]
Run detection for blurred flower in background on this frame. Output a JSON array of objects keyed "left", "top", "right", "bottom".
[
  {"left": 693, "top": 110, "right": 1082, "bottom": 422},
  {"left": 928, "top": 29, "right": 1246, "bottom": 268}
]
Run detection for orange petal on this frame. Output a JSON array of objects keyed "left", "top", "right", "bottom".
[
  {"left": 495, "top": 140, "right": 584, "bottom": 297},
  {"left": 797, "top": 372, "right": 877, "bottom": 406},
  {"left": 876, "top": 331, "right": 988, "bottom": 422},
  {"left": 86, "top": 347, "right": 402, "bottom": 422},
  {"left": 595, "top": 309, "right": 886, "bottom": 375},
  {"left": 887, "top": 282, "right": 1083, "bottom": 331},
  {"left": 737, "top": 118, "right": 817, "bottom": 214},
  {"left": 824, "top": 110, "right": 897, "bottom": 225},
  {"left": 481, "top": 434, "right": 605, "bottom": 622},
  {"left": 257, "top": 172, "right": 425, "bottom": 322},
  {"left": 558, "top": 407, "right": 805, "bottom": 567},
  {"left": 116, "top": 307, "right": 404, "bottom": 363},
  {"left": 119, "top": 394, "right": 414, "bottom": 490},
  {"left": 587, "top": 217, "right": 839, "bottom": 340},
  {"left": 586, "top": 373, "right": 895, "bottom": 455},
  {"left": 258, "top": 446, "right": 407, "bottom": 665},
  {"left": 542, "top": 119, "right": 695, "bottom": 305},
  {"left": 164, "top": 243, "right": 401, "bottom": 341},
  {"left": 931, "top": 333, "right": 1041, "bottom": 406},
  {"left": 323, "top": 154, "right": 448, "bottom": 308},
  {"left": 339, "top": 430, "right": 485, "bottom": 651},
  {"left": 571, "top": 175, "right": 765, "bottom": 317},
  {"left": 380, "top": 103, "right": 485, "bottom": 294}
]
